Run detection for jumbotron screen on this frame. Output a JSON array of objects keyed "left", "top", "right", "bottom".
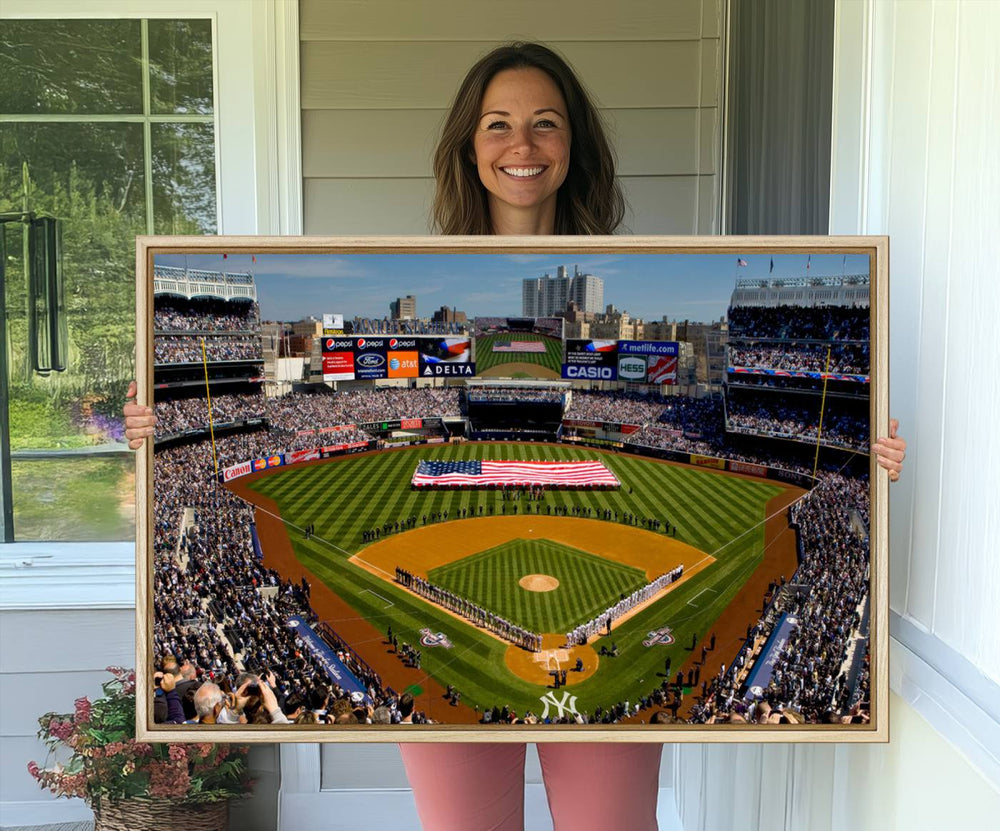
[{"left": 472, "top": 317, "right": 564, "bottom": 380}]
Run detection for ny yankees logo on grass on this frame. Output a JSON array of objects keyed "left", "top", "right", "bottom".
[
  {"left": 643, "top": 626, "right": 675, "bottom": 647},
  {"left": 419, "top": 628, "right": 453, "bottom": 648},
  {"left": 539, "top": 690, "right": 580, "bottom": 719}
]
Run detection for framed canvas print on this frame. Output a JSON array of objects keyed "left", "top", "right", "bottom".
[{"left": 135, "top": 235, "right": 888, "bottom": 743}]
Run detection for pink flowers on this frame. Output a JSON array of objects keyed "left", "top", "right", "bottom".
[
  {"left": 47, "top": 719, "right": 74, "bottom": 742},
  {"left": 28, "top": 668, "right": 252, "bottom": 806},
  {"left": 148, "top": 760, "right": 191, "bottom": 798},
  {"left": 103, "top": 741, "right": 126, "bottom": 757},
  {"left": 74, "top": 697, "right": 92, "bottom": 724}
]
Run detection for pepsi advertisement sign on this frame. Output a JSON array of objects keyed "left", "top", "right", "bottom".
[{"left": 322, "top": 336, "right": 474, "bottom": 381}]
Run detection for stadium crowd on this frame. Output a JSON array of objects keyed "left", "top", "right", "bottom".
[
  {"left": 265, "top": 389, "right": 462, "bottom": 431},
  {"left": 726, "top": 399, "right": 867, "bottom": 450},
  {"left": 687, "top": 471, "right": 870, "bottom": 724},
  {"left": 153, "top": 434, "right": 434, "bottom": 727},
  {"left": 728, "top": 342, "right": 869, "bottom": 375},
  {"left": 565, "top": 390, "right": 668, "bottom": 424},
  {"left": 155, "top": 392, "right": 267, "bottom": 435},
  {"left": 727, "top": 304, "right": 870, "bottom": 341},
  {"left": 155, "top": 334, "right": 263, "bottom": 365},
  {"left": 154, "top": 297, "right": 259, "bottom": 333},
  {"left": 467, "top": 388, "right": 564, "bottom": 404}
]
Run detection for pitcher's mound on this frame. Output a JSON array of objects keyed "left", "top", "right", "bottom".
[{"left": 519, "top": 574, "right": 559, "bottom": 592}]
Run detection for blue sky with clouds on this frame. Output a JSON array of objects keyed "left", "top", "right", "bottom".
[{"left": 155, "top": 252, "right": 870, "bottom": 324}]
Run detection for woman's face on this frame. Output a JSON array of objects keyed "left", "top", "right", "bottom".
[{"left": 472, "top": 67, "right": 571, "bottom": 232}]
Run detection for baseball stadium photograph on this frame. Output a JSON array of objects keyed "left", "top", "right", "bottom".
[{"left": 138, "top": 239, "right": 886, "bottom": 740}]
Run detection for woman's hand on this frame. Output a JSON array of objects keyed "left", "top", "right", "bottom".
[
  {"left": 872, "top": 418, "right": 907, "bottom": 482},
  {"left": 123, "top": 380, "right": 156, "bottom": 449}
]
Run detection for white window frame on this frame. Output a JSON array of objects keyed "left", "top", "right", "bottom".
[
  {"left": 0, "top": 0, "right": 302, "bottom": 610},
  {"left": 829, "top": 0, "right": 1000, "bottom": 789}
]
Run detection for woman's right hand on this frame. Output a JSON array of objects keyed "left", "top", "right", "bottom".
[{"left": 123, "top": 380, "right": 156, "bottom": 450}]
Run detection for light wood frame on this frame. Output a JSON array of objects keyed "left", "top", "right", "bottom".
[{"left": 135, "top": 234, "right": 889, "bottom": 743}]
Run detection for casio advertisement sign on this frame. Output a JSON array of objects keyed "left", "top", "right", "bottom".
[
  {"left": 617, "top": 355, "right": 647, "bottom": 381},
  {"left": 562, "top": 365, "right": 616, "bottom": 380}
]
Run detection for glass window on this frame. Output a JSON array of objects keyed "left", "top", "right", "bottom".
[
  {"left": 148, "top": 19, "right": 215, "bottom": 115},
  {"left": 0, "top": 19, "right": 217, "bottom": 541},
  {"left": 0, "top": 20, "right": 143, "bottom": 115}
]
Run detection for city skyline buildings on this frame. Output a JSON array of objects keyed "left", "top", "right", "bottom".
[
  {"left": 389, "top": 294, "right": 416, "bottom": 320},
  {"left": 522, "top": 265, "right": 603, "bottom": 317}
]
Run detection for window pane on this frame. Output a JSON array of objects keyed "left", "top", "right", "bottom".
[
  {"left": 2, "top": 122, "right": 144, "bottom": 541},
  {"left": 151, "top": 123, "right": 218, "bottom": 234},
  {"left": 2, "top": 18, "right": 218, "bottom": 542},
  {"left": 11, "top": 457, "right": 135, "bottom": 541},
  {"left": 0, "top": 20, "right": 142, "bottom": 115},
  {"left": 148, "top": 19, "right": 215, "bottom": 115}
]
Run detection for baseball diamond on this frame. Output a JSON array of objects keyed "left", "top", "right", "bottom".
[
  {"left": 427, "top": 538, "right": 647, "bottom": 634},
  {"left": 230, "top": 442, "right": 799, "bottom": 718}
]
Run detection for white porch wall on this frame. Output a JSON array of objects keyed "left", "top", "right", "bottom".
[
  {"left": 299, "top": 0, "right": 724, "bottom": 235},
  {"left": 675, "top": 0, "right": 1000, "bottom": 828}
]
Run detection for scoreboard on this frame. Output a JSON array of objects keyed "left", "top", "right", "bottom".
[
  {"left": 322, "top": 336, "right": 474, "bottom": 380},
  {"left": 562, "top": 339, "right": 679, "bottom": 384}
]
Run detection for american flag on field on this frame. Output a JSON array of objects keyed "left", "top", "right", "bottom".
[
  {"left": 411, "top": 460, "right": 620, "bottom": 488},
  {"left": 492, "top": 339, "right": 547, "bottom": 353}
]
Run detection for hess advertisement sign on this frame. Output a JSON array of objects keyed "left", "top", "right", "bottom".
[{"left": 618, "top": 341, "right": 679, "bottom": 385}]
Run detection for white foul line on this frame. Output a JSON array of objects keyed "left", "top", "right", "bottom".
[{"left": 687, "top": 586, "right": 718, "bottom": 607}]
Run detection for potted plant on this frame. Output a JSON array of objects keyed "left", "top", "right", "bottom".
[{"left": 28, "top": 666, "right": 254, "bottom": 830}]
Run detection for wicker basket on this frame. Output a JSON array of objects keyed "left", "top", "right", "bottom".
[{"left": 93, "top": 798, "right": 229, "bottom": 831}]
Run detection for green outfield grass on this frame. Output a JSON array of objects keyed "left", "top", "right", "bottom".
[
  {"left": 429, "top": 538, "right": 647, "bottom": 633},
  {"left": 244, "top": 442, "right": 785, "bottom": 717},
  {"left": 473, "top": 333, "right": 563, "bottom": 376}
]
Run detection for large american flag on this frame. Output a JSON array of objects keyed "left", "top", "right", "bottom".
[
  {"left": 491, "top": 339, "right": 547, "bottom": 353},
  {"left": 411, "top": 460, "right": 620, "bottom": 488}
]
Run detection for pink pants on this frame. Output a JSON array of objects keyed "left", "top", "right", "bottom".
[{"left": 399, "top": 743, "right": 662, "bottom": 831}]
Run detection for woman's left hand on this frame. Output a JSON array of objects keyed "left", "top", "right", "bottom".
[{"left": 872, "top": 418, "right": 907, "bottom": 482}]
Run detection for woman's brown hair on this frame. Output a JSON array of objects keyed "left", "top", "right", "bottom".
[{"left": 432, "top": 42, "right": 625, "bottom": 236}]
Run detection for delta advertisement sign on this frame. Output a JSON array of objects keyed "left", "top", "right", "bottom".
[
  {"left": 562, "top": 339, "right": 679, "bottom": 384},
  {"left": 322, "top": 336, "right": 474, "bottom": 380}
]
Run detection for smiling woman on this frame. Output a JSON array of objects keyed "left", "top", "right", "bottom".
[
  {"left": 431, "top": 42, "right": 624, "bottom": 236},
  {"left": 472, "top": 67, "right": 571, "bottom": 235}
]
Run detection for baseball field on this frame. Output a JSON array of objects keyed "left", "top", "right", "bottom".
[
  {"left": 231, "top": 442, "right": 801, "bottom": 722},
  {"left": 473, "top": 333, "right": 563, "bottom": 378}
]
